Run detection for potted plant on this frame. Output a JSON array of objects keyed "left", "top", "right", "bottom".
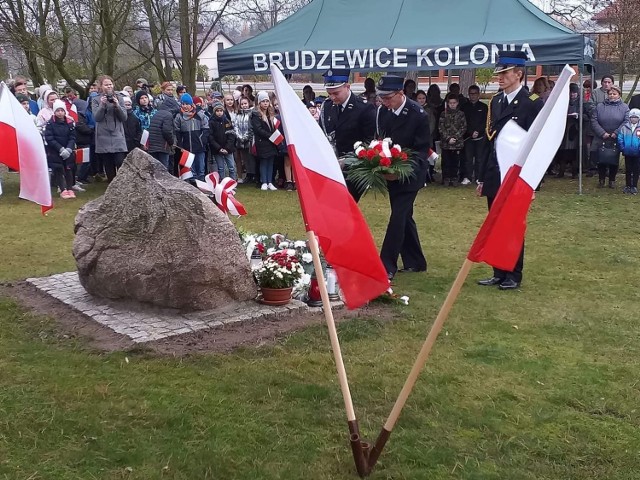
[{"left": 255, "top": 250, "right": 305, "bottom": 305}]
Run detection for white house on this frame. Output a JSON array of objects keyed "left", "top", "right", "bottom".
[{"left": 199, "top": 32, "right": 235, "bottom": 80}]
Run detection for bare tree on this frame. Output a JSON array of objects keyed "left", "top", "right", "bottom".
[{"left": 231, "top": 0, "right": 311, "bottom": 33}]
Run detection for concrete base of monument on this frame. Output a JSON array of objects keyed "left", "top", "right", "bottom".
[{"left": 23, "top": 272, "right": 346, "bottom": 348}]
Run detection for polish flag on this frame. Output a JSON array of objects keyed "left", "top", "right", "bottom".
[
  {"left": 0, "top": 83, "right": 52, "bottom": 213},
  {"left": 467, "top": 64, "right": 575, "bottom": 271},
  {"left": 269, "top": 118, "right": 285, "bottom": 145},
  {"left": 427, "top": 148, "right": 438, "bottom": 165},
  {"left": 75, "top": 147, "right": 90, "bottom": 164},
  {"left": 140, "top": 129, "right": 149, "bottom": 148},
  {"left": 64, "top": 99, "right": 78, "bottom": 123},
  {"left": 179, "top": 149, "right": 194, "bottom": 168},
  {"left": 179, "top": 166, "right": 193, "bottom": 180},
  {"left": 271, "top": 66, "right": 389, "bottom": 309}
]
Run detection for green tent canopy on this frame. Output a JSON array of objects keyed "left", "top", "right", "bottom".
[{"left": 218, "top": 0, "right": 594, "bottom": 76}]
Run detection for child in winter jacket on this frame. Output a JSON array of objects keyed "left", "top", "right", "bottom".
[
  {"left": 439, "top": 93, "right": 467, "bottom": 186},
  {"left": 209, "top": 100, "right": 237, "bottom": 180},
  {"left": 44, "top": 100, "right": 77, "bottom": 199},
  {"left": 617, "top": 108, "right": 640, "bottom": 194},
  {"left": 123, "top": 96, "right": 142, "bottom": 153},
  {"left": 175, "top": 93, "right": 209, "bottom": 180}
]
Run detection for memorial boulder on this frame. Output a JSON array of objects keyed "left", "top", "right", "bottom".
[{"left": 73, "top": 149, "right": 257, "bottom": 311}]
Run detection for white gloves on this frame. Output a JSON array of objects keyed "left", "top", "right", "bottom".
[{"left": 59, "top": 147, "right": 72, "bottom": 160}]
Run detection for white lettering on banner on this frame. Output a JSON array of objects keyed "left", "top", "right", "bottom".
[
  {"left": 331, "top": 49, "right": 345, "bottom": 67},
  {"left": 454, "top": 46, "right": 468, "bottom": 66},
  {"left": 375, "top": 48, "right": 392, "bottom": 68},
  {"left": 254, "top": 53, "right": 268, "bottom": 71},
  {"left": 346, "top": 49, "right": 369, "bottom": 69},
  {"left": 470, "top": 44, "right": 489, "bottom": 65},
  {"left": 317, "top": 50, "right": 331, "bottom": 69},
  {"left": 416, "top": 49, "right": 433, "bottom": 67},
  {"left": 301, "top": 51, "right": 315, "bottom": 70},
  {"left": 394, "top": 48, "right": 408, "bottom": 68},
  {"left": 434, "top": 47, "right": 452, "bottom": 66},
  {"left": 285, "top": 51, "right": 300, "bottom": 70},
  {"left": 269, "top": 52, "right": 284, "bottom": 70},
  {"left": 522, "top": 43, "right": 535, "bottom": 61},
  {"left": 249, "top": 43, "right": 537, "bottom": 72}
]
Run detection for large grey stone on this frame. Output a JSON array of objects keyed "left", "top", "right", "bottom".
[{"left": 73, "top": 148, "right": 257, "bottom": 311}]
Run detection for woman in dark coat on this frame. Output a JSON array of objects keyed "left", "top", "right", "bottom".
[
  {"left": 148, "top": 97, "right": 180, "bottom": 170},
  {"left": 250, "top": 91, "right": 280, "bottom": 191},
  {"left": 591, "top": 85, "right": 629, "bottom": 188}
]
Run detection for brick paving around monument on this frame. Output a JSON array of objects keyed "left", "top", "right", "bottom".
[{"left": 27, "top": 272, "right": 341, "bottom": 344}]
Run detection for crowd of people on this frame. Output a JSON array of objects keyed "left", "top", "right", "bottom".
[{"left": 5, "top": 70, "right": 640, "bottom": 201}]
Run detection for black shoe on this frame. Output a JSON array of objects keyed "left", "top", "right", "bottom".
[
  {"left": 609, "top": 181, "right": 616, "bottom": 189},
  {"left": 285, "top": 182, "right": 294, "bottom": 191},
  {"left": 477, "top": 276, "right": 503, "bottom": 286},
  {"left": 398, "top": 267, "right": 427, "bottom": 273},
  {"left": 387, "top": 271, "right": 395, "bottom": 281},
  {"left": 598, "top": 180, "right": 605, "bottom": 188},
  {"left": 498, "top": 279, "right": 520, "bottom": 290}
]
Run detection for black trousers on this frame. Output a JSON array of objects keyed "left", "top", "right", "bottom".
[
  {"left": 463, "top": 138, "right": 488, "bottom": 181},
  {"left": 624, "top": 155, "right": 640, "bottom": 187},
  {"left": 441, "top": 149, "right": 461, "bottom": 181},
  {"left": 51, "top": 164, "right": 74, "bottom": 192},
  {"left": 557, "top": 149, "right": 578, "bottom": 177},
  {"left": 598, "top": 164, "right": 618, "bottom": 182},
  {"left": 96, "top": 152, "right": 125, "bottom": 181},
  {"left": 487, "top": 196, "right": 524, "bottom": 283},
  {"left": 380, "top": 189, "right": 427, "bottom": 276}
]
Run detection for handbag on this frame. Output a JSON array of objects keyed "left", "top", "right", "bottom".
[{"left": 598, "top": 139, "right": 620, "bottom": 166}]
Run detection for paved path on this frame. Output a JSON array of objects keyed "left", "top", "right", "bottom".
[{"left": 27, "top": 272, "right": 339, "bottom": 344}]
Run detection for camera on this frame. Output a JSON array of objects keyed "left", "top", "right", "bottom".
[{"left": 106, "top": 93, "right": 115, "bottom": 103}]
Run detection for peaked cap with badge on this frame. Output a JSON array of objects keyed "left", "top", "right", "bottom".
[{"left": 323, "top": 68, "right": 351, "bottom": 89}]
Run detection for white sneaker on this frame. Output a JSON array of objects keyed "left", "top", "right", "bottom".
[
  {"left": 72, "top": 184, "right": 86, "bottom": 192},
  {"left": 236, "top": 178, "right": 244, "bottom": 184},
  {"left": 461, "top": 178, "right": 471, "bottom": 185},
  {"left": 261, "top": 183, "right": 268, "bottom": 190},
  {"left": 267, "top": 183, "right": 277, "bottom": 191}
]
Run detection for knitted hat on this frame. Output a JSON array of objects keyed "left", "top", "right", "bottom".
[
  {"left": 630, "top": 108, "right": 640, "bottom": 118},
  {"left": 15, "top": 93, "right": 30, "bottom": 104},
  {"left": 257, "top": 91, "right": 269, "bottom": 103},
  {"left": 180, "top": 93, "right": 193, "bottom": 105},
  {"left": 212, "top": 100, "right": 224, "bottom": 111},
  {"left": 52, "top": 99, "right": 66, "bottom": 112},
  {"left": 135, "top": 90, "right": 149, "bottom": 104},
  {"left": 193, "top": 96, "right": 203, "bottom": 106}
]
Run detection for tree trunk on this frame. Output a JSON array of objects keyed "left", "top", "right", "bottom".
[
  {"left": 178, "top": 0, "right": 194, "bottom": 91},
  {"left": 143, "top": 0, "right": 167, "bottom": 82},
  {"left": 459, "top": 69, "right": 475, "bottom": 95}
]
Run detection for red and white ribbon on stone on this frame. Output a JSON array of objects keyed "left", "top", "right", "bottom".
[{"left": 195, "top": 172, "right": 247, "bottom": 216}]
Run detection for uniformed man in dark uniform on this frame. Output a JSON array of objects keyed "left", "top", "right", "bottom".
[
  {"left": 376, "top": 75, "right": 431, "bottom": 280},
  {"left": 319, "top": 68, "right": 376, "bottom": 202},
  {"left": 476, "top": 51, "right": 543, "bottom": 290}
]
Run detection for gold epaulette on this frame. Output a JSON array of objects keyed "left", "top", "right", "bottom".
[{"left": 529, "top": 93, "right": 540, "bottom": 101}]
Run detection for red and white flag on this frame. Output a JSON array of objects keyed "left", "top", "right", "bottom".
[
  {"left": 427, "top": 148, "right": 438, "bottom": 165},
  {"left": 269, "top": 118, "right": 284, "bottom": 145},
  {"left": 75, "top": 147, "right": 90, "bottom": 164},
  {"left": 271, "top": 66, "right": 389, "bottom": 309},
  {"left": 179, "top": 149, "right": 194, "bottom": 168},
  {"left": 0, "top": 83, "right": 52, "bottom": 213},
  {"left": 140, "top": 129, "right": 149, "bottom": 148},
  {"left": 467, "top": 64, "right": 575, "bottom": 271}
]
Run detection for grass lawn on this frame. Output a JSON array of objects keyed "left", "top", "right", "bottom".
[{"left": 1, "top": 172, "right": 639, "bottom": 479}]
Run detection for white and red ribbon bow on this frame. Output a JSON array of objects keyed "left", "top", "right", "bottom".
[{"left": 195, "top": 172, "right": 247, "bottom": 216}]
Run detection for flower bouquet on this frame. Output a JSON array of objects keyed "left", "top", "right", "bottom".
[
  {"left": 255, "top": 251, "right": 306, "bottom": 305},
  {"left": 344, "top": 138, "right": 415, "bottom": 195}
]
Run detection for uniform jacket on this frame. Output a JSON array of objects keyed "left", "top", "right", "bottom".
[
  {"left": 148, "top": 98, "right": 179, "bottom": 154},
  {"left": 376, "top": 97, "right": 431, "bottom": 192},
  {"left": 479, "top": 88, "right": 543, "bottom": 198},
  {"left": 209, "top": 113, "right": 236, "bottom": 154},
  {"left": 462, "top": 100, "right": 488, "bottom": 139},
  {"left": 250, "top": 110, "right": 279, "bottom": 158},
  {"left": 617, "top": 122, "right": 640, "bottom": 157},
  {"left": 438, "top": 108, "right": 467, "bottom": 150},
  {"left": 44, "top": 116, "right": 76, "bottom": 168},
  {"left": 175, "top": 109, "right": 209, "bottom": 154},
  {"left": 91, "top": 93, "right": 128, "bottom": 154},
  {"left": 320, "top": 92, "right": 376, "bottom": 156},
  {"left": 123, "top": 110, "right": 143, "bottom": 152}
]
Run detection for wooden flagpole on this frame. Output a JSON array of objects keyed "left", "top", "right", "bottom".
[
  {"left": 367, "top": 258, "right": 474, "bottom": 472},
  {"left": 306, "top": 230, "right": 369, "bottom": 477}
]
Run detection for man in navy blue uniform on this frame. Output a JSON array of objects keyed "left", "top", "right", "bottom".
[
  {"left": 476, "top": 50, "right": 543, "bottom": 290},
  {"left": 376, "top": 75, "right": 431, "bottom": 280},
  {"left": 319, "top": 68, "right": 376, "bottom": 202}
]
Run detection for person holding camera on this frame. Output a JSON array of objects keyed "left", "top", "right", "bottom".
[{"left": 91, "top": 75, "right": 128, "bottom": 181}]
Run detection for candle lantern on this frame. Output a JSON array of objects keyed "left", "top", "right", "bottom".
[
  {"left": 250, "top": 248, "right": 263, "bottom": 270},
  {"left": 325, "top": 264, "right": 340, "bottom": 301},
  {"left": 306, "top": 270, "right": 323, "bottom": 307}
]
